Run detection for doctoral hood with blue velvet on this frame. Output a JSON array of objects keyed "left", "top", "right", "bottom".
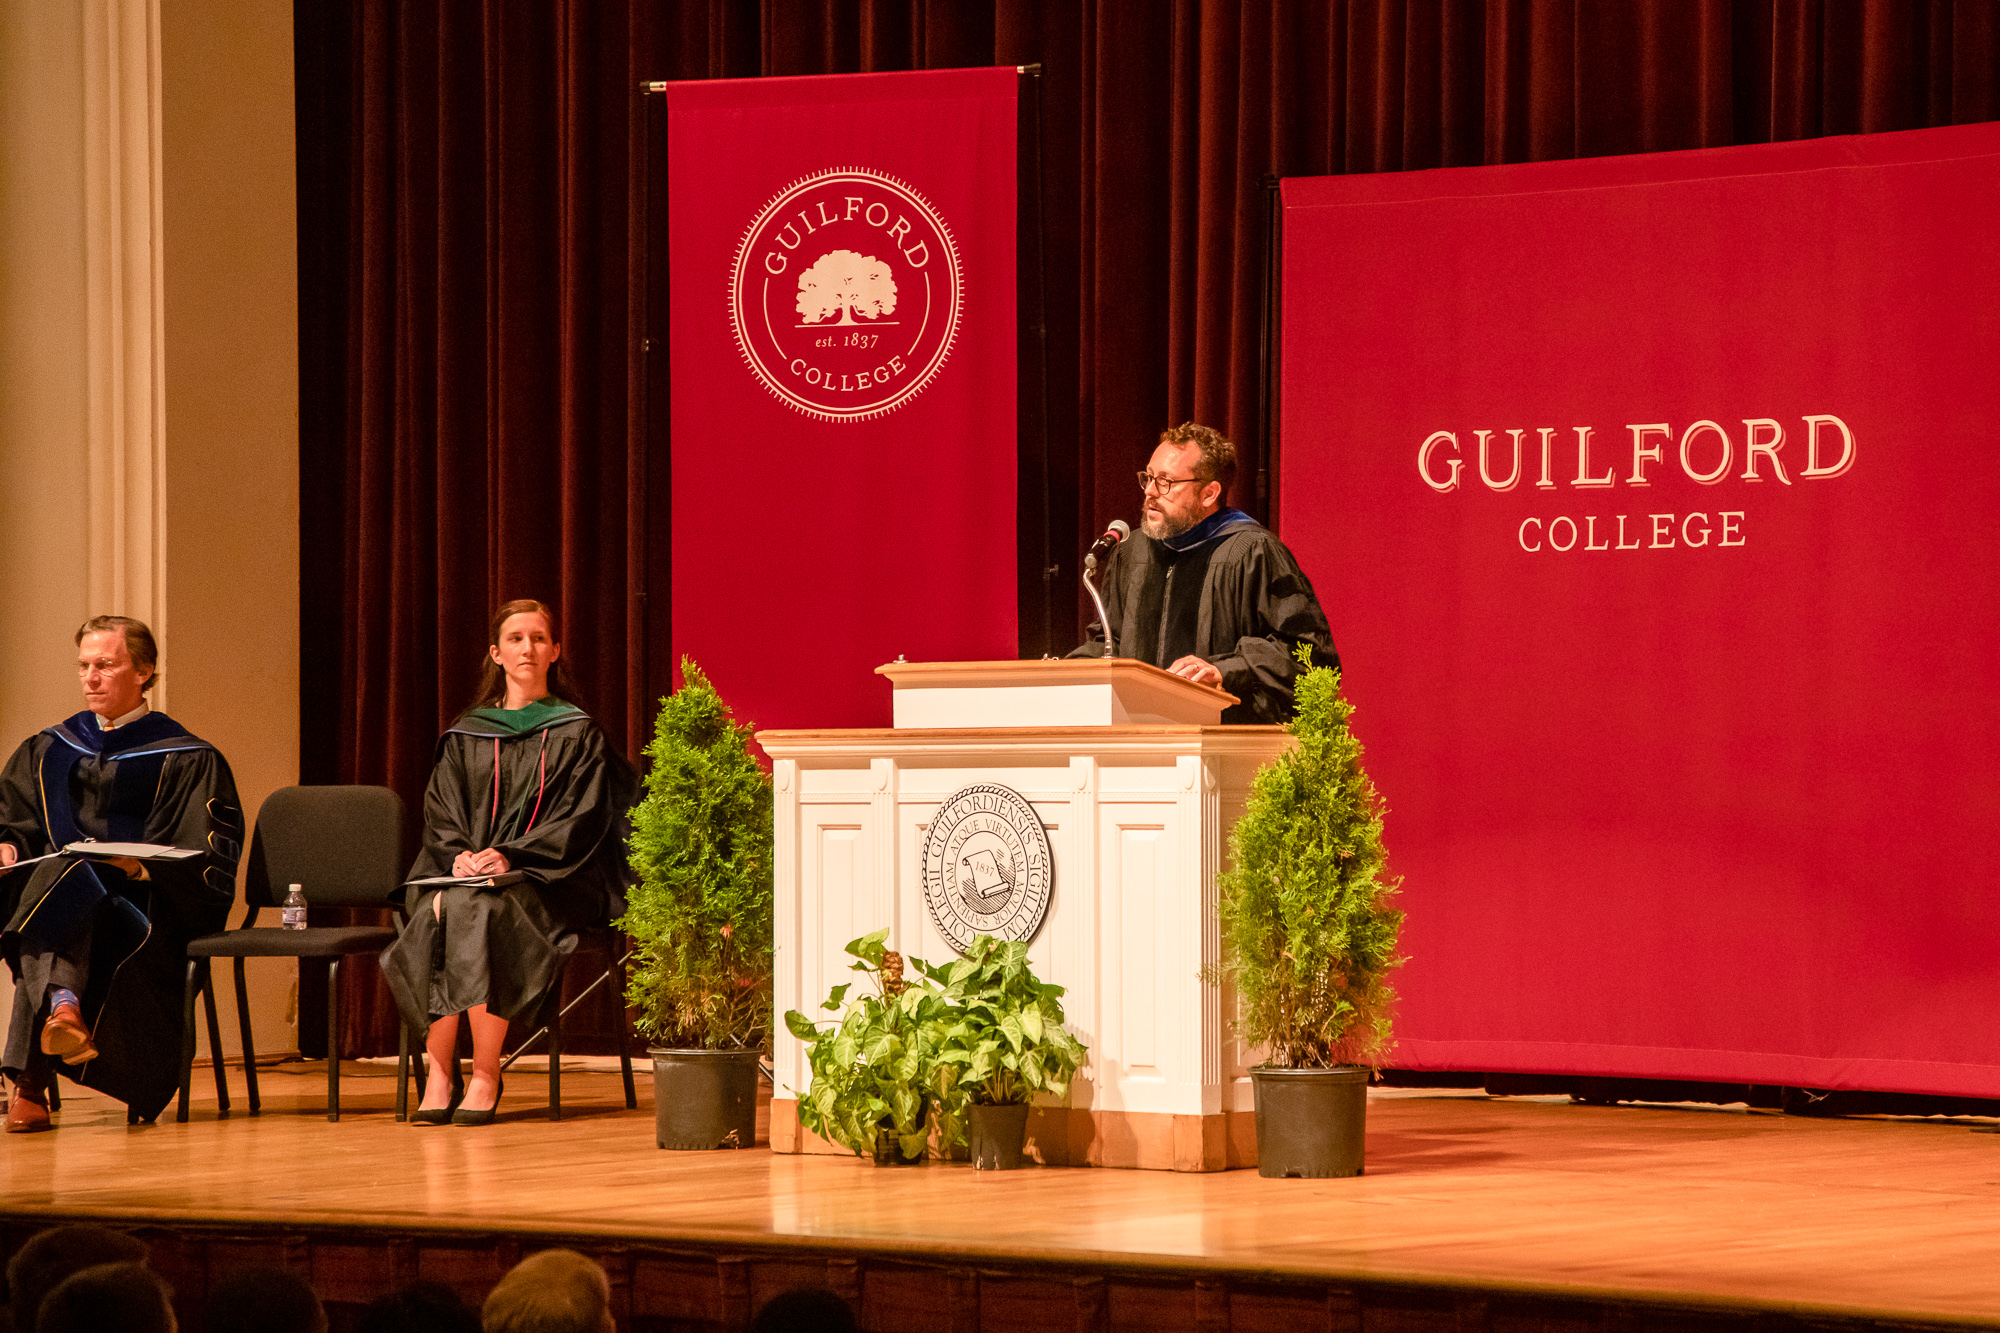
[{"left": 0, "top": 707, "right": 242, "bottom": 1120}]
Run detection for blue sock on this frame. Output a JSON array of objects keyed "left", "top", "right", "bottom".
[{"left": 49, "top": 988, "right": 78, "bottom": 1013}]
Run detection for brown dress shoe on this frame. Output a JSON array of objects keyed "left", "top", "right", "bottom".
[
  {"left": 40, "top": 1003, "right": 98, "bottom": 1065},
  {"left": 5, "top": 1081, "right": 51, "bottom": 1133}
]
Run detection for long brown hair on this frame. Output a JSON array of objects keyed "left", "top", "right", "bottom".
[{"left": 467, "top": 599, "right": 587, "bottom": 711}]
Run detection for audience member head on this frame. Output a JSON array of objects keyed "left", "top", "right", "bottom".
[
  {"left": 203, "top": 1267, "right": 326, "bottom": 1333},
  {"left": 35, "top": 1261, "right": 174, "bottom": 1333},
  {"left": 4, "top": 1225, "right": 150, "bottom": 1332},
  {"left": 480, "top": 1249, "right": 612, "bottom": 1333},
  {"left": 358, "top": 1280, "right": 482, "bottom": 1333},
  {"left": 750, "top": 1288, "right": 858, "bottom": 1333}
]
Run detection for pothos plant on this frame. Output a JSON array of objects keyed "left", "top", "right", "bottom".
[
  {"left": 923, "top": 935, "right": 1088, "bottom": 1113},
  {"left": 784, "top": 929, "right": 956, "bottom": 1161},
  {"left": 1213, "top": 646, "right": 1405, "bottom": 1069},
  {"left": 617, "top": 658, "right": 774, "bottom": 1051}
]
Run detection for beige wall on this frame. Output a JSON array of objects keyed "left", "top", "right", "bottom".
[
  {"left": 0, "top": 4, "right": 93, "bottom": 741},
  {"left": 161, "top": 0, "right": 301, "bottom": 1055},
  {"left": 0, "top": 0, "right": 300, "bottom": 1064}
]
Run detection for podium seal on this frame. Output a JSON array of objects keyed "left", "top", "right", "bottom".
[{"left": 921, "top": 783, "right": 1052, "bottom": 954}]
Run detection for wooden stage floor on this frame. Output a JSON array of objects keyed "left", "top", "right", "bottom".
[{"left": 4, "top": 1065, "right": 2000, "bottom": 1331}]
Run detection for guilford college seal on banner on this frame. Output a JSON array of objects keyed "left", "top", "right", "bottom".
[
  {"left": 730, "top": 166, "right": 963, "bottom": 423},
  {"left": 922, "top": 783, "right": 1052, "bottom": 954}
]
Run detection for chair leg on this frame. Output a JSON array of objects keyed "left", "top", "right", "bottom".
[
  {"left": 200, "top": 961, "right": 230, "bottom": 1113},
  {"left": 415, "top": 1028, "right": 435, "bottom": 1111},
  {"left": 326, "top": 956, "right": 342, "bottom": 1122},
  {"left": 615, "top": 951, "right": 637, "bottom": 1110},
  {"left": 232, "top": 956, "right": 260, "bottom": 1114},
  {"left": 395, "top": 1023, "right": 410, "bottom": 1122},
  {"left": 548, "top": 985, "right": 562, "bottom": 1122},
  {"left": 177, "top": 959, "right": 200, "bottom": 1123}
]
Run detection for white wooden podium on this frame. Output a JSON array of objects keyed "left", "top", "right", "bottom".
[{"left": 760, "top": 659, "right": 1294, "bottom": 1171}]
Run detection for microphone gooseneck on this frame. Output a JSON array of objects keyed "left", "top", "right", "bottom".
[{"left": 1082, "top": 519, "right": 1129, "bottom": 655}]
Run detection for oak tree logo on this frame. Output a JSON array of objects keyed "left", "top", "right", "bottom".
[
  {"left": 730, "top": 168, "right": 963, "bottom": 423},
  {"left": 796, "top": 250, "right": 897, "bottom": 325}
]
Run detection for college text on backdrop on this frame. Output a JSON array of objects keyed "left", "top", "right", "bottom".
[{"left": 1279, "top": 121, "right": 2000, "bottom": 1096}]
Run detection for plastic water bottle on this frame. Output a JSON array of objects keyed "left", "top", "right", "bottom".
[{"left": 281, "top": 883, "right": 307, "bottom": 930}]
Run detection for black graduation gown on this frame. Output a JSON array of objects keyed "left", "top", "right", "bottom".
[
  {"left": 379, "top": 705, "right": 636, "bottom": 1030},
  {"left": 0, "top": 710, "right": 242, "bottom": 1120},
  {"left": 1069, "top": 515, "right": 1341, "bottom": 724}
]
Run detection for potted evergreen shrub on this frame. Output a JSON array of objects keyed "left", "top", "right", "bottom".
[
  {"left": 1215, "top": 648, "right": 1404, "bottom": 1178},
  {"left": 925, "top": 935, "right": 1088, "bottom": 1170},
  {"left": 619, "top": 659, "right": 773, "bottom": 1150},
  {"left": 784, "top": 929, "right": 956, "bottom": 1165}
]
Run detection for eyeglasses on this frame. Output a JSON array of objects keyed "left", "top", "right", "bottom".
[{"left": 1137, "top": 471, "right": 1204, "bottom": 494}]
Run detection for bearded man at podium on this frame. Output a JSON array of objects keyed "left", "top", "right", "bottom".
[{"left": 1069, "top": 422, "right": 1339, "bottom": 724}]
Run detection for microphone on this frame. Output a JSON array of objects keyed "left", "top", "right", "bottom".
[
  {"left": 1082, "top": 519, "right": 1129, "bottom": 657},
  {"left": 1086, "top": 519, "right": 1130, "bottom": 565}
]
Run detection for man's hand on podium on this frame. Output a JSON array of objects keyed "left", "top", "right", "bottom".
[{"left": 1167, "top": 655, "right": 1223, "bottom": 688}]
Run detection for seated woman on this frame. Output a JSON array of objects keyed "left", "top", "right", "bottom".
[{"left": 380, "top": 599, "right": 635, "bottom": 1126}]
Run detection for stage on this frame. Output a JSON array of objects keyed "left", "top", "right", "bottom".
[{"left": 3, "top": 1066, "right": 1998, "bottom": 1331}]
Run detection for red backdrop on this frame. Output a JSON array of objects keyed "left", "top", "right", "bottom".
[
  {"left": 1281, "top": 121, "right": 2000, "bottom": 1096},
  {"left": 294, "top": 3, "right": 2000, "bottom": 1057},
  {"left": 665, "top": 69, "right": 1019, "bottom": 735}
]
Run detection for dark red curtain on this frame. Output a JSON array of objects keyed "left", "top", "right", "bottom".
[{"left": 296, "top": 0, "right": 2000, "bottom": 1056}]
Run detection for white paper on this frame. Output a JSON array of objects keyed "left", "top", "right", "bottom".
[{"left": 63, "top": 841, "right": 202, "bottom": 861}]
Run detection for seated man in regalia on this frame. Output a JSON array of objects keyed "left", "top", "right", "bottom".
[{"left": 0, "top": 617, "right": 242, "bottom": 1131}]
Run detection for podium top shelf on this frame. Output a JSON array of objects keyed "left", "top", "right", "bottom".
[{"left": 874, "top": 658, "right": 1238, "bottom": 728}]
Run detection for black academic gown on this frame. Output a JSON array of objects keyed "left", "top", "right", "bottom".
[
  {"left": 0, "top": 710, "right": 242, "bottom": 1120},
  {"left": 379, "top": 703, "right": 636, "bottom": 1031},
  {"left": 1069, "top": 510, "right": 1340, "bottom": 724}
]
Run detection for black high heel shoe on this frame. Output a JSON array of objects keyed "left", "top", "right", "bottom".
[
  {"left": 452, "top": 1074, "right": 503, "bottom": 1127},
  {"left": 411, "top": 1067, "right": 464, "bottom": 1126}
]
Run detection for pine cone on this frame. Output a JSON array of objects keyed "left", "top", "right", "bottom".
[{"left": 881, "top": 950, "right": 907, "bottom": 997}]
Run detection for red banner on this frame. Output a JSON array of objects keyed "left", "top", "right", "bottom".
[
  {"left": 1281, "top": 122, "right": 2000, "bottom": 1095},
  {"left": 665, "top": 69, "right": 1019, "bottom": 737}
]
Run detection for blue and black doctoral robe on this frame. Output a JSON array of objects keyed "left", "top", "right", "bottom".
[
  {"left": 1069, "top": 507, "right": 1341, "bottom": 724},
  {"left": 0, "top": 710, "right": 242, "bottom": 1120}
]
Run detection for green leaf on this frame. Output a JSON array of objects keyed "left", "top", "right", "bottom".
[
  {"left": 783, "top": 1010, "right": 820, "bottom": 1041},
  {"left": 845, "top": 928, "right": 890, "bottom": 964},
  {"left": 999, "top": 1011, "right": 1025, "bottom": 1054}
]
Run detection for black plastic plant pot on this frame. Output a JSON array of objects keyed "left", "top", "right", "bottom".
[
  {"left": 1250, "top": 1065, "right": 1369, "bottom": 1178},
  {"left": 650, "top": 1047, "right": 762, "bottom": 1150},
  {"left": 872, "top": 1104, "right": 929, "bottom": 1166},
  {"left": 968, "top": 1102, "right": 1031, "bottom": 1170}
]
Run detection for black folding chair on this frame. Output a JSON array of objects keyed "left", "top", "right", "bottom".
[{"left": 177, "top": 785, "right": 407, "bottom": 1123}]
